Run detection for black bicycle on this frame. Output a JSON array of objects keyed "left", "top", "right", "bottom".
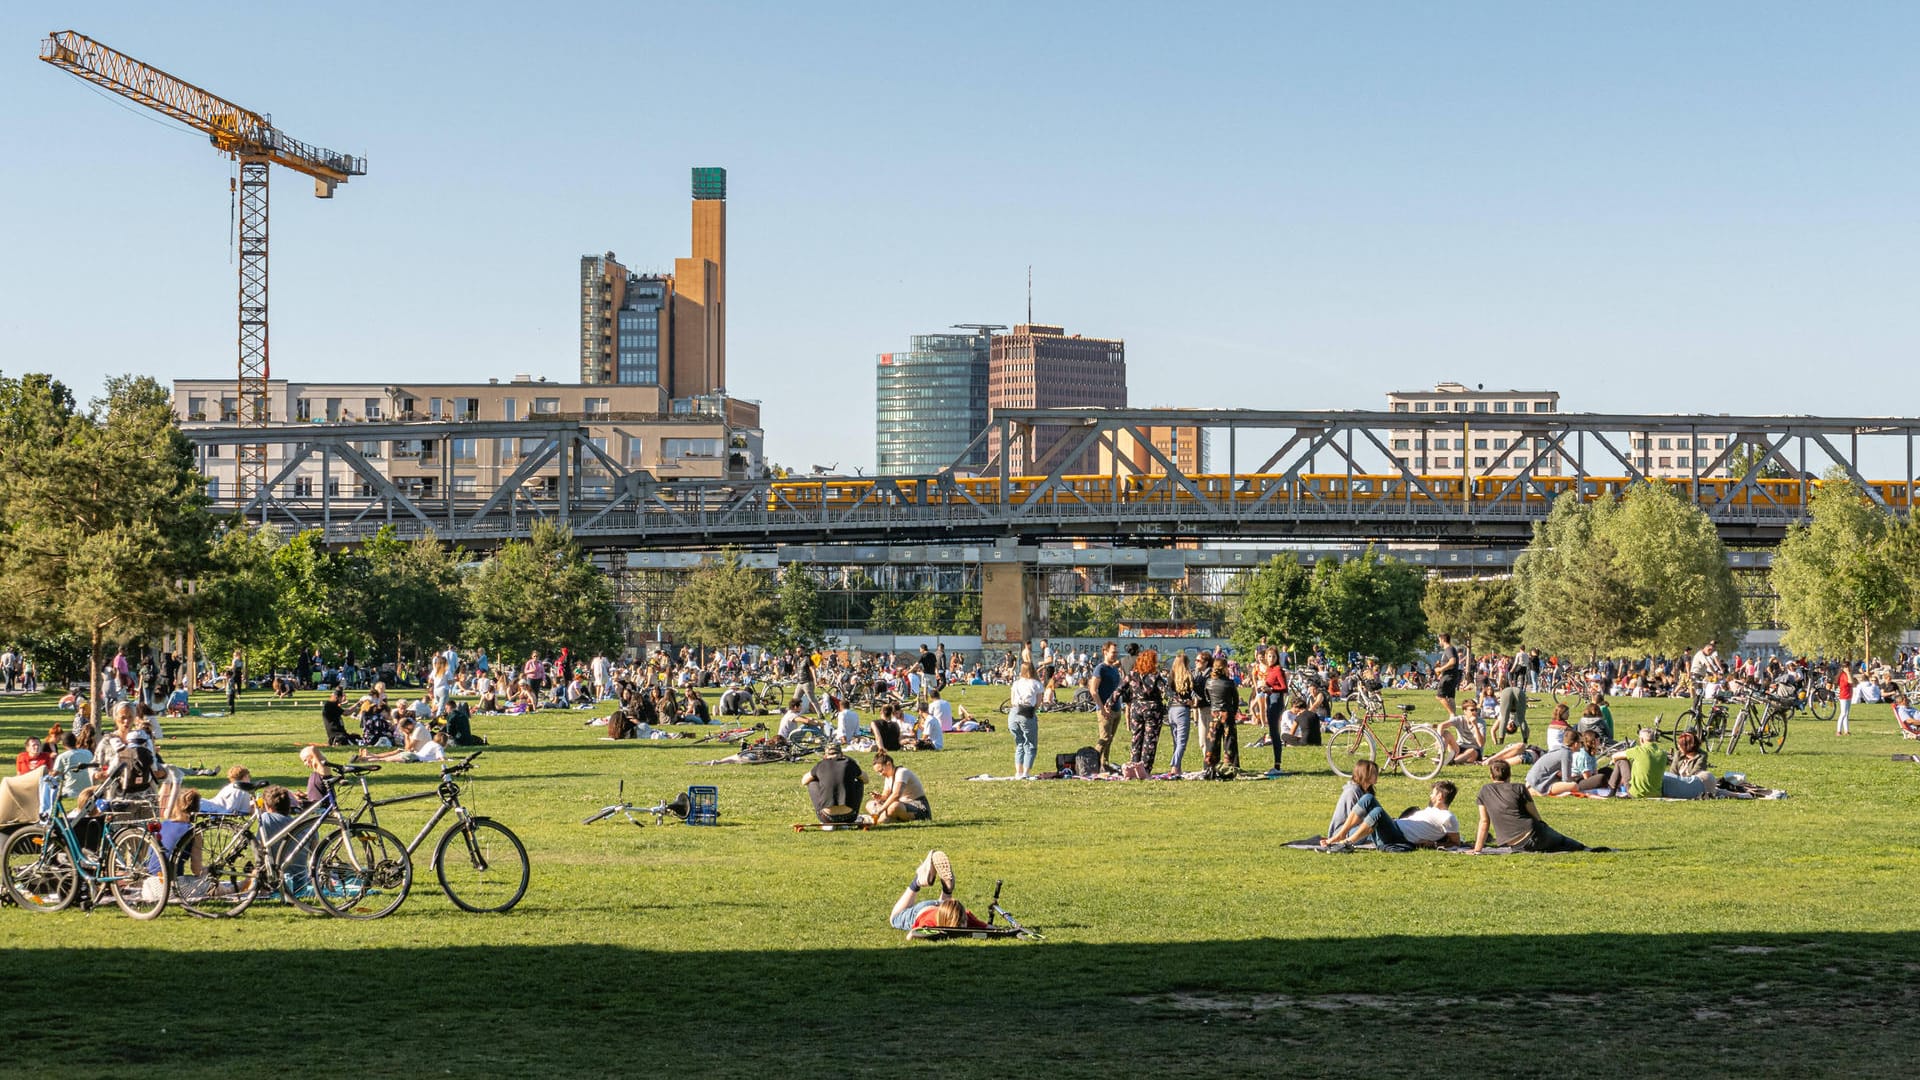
[{"left": 336, "top": 752, "right": 529, "bottom": 913}]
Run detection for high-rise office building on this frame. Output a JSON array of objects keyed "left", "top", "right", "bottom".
[
  {"left": 875, "top": 330, "right": 994, "bottom": 475},
  {"left": 580, "top": 167, "right": 727, "bottom": 397},
  {"left": 1097, "top": 425, "right": 1207, "bottom": 476},
  {"left": 989, "top": 323, "right": 1126, "bottom": 473}
]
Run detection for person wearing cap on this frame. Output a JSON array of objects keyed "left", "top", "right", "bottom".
[{"left": 800, "top": 743, "right": 864, "bottom": 824}]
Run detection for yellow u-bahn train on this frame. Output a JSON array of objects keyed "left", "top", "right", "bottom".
[{"left": 766, "top": 473, "right": 1914, "bottom": 512}]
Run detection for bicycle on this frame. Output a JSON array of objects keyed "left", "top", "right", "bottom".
[
  {"left": 1323, "top": 703, "right": 1446, "bottom": 781},
  {"left": 331, "top": 752, "right": 528, "bottom": 913},
  {"left": 169, "top": 767, "right": 413, "bottom": 919},
  {"left": 1, "top": 770, "right": 170, "bottom": 919},
  {"left": 1672, "top": 687, "right": 1734, "bottom": 747},
  {"left": 1722, "top": 689, "right": 1793, "bottom": 756},
  {"left": 1804, "top": 676, "right": 1838, "bottom": 723},
  {"left": 584, "top": 780, "right": 696, "bottom": 828}
]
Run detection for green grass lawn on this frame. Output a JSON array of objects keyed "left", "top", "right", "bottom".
[{"left": 3, "top": 683, "right": 1918, "bottom": 1079}]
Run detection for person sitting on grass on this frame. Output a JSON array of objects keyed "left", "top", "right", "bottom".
[
  {"left": 679, "top": 688, "right": 712, "bottom": 725},
  {"left": 776, "top": 697, "right": 810, "bottom": 741},
  {"left": 801, "top": 743, "right": 866, "bottom": 824},
  {"left": 832, "top": 696, "right": 861, "bottom": 744},
  {"left": 1664, "top": 729, "right": 1716, "bottom": 799},
  {"left": 1474, "top": 759, "right": 1589, "bottom": 853},
  {"left": 866, "top": 750, "right": 931, "bottom": 823},
  {"left": 1318, "top": 760, "right": 1414, "bottom": 851},
  {"left": 16, "top": 736, "right": 52, "bottom": 776},
  {"left": 320, "top": 687, "right": 354, "bottom": 747},
  {"left": 1524, "top": 736, "right": 1581, "bottom": 797},
  {"left": 888, "top": 850, "right": 988, "bottom": 932},
  {"left": 719, "top": 683, "right": 753, "bottom": 717},
  {"left": 296, "top": 744, "right": 332, "bottom": 809},
  {"left": 1608, "top": 727, "right": 1669, "bottom": 798},
  {"left": 202, "top": 766, "right": 256, "bottom": 815}
]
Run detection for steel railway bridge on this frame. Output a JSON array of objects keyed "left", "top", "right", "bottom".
[{"left": 185, "top": 408, "right": 1920, "bottom": 551}]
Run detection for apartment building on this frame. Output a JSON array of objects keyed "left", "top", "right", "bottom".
[
  {"left": 1385, "top": 383, "right": 1561, "bottom": 476},
  {"left": 174, "top": 376, "right": 763, "bottom": 501}
]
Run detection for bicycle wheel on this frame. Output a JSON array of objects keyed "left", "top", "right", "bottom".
[
  {"left": 2, "top": 826, "right": 77, "bottom": 913},
  {"left": 1394, "top": 725, "right": 1446, "bottom": 781},
  {"left": 1721, "top": 709, "right": 1748, "bottom": 756},
  {"left": 173, "top": 817, "right": 264, "bottom": 918},
  {"left": 1808, "top": 691, "right": 1835, "bottom": 723},
  {"left": 311, "top": 823, "right": 413, "bottom": 920},
  {"left": 1757, "top": 712, "right": 1789, "bottom": 754},
  {"left": 1671, "top": 709, "right": 1702, "bottom": 740},
  {"left": 1324, "top": 727, "right": 1378, "bottom": 778},
  {"left": 788, "top": 727, "right": 827, "bottom": 752},
  {"left": 435, "top": 817, "right": 529, "bottom": 914},
  {"left": 106, "top": 825, "right": 169, "bottom": 921}
]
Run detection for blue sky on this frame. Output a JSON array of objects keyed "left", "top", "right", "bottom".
[{"left": 3, "top": 2, "right": 1916, "bottom": 474}]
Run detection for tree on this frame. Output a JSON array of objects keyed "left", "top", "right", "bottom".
[
  {"left": 1422, "top": 577, "right": 1520, "bottom": 656},
  {"left": 1230, "top": 554, "right": 1314, "bottom": 657},
  {"left": 263, "top": 530, "right": 359, "bottom": 671},
  {"left": 1515, "top": 484, "right": 1741, "bottom": 661},
  {"left": 1516, "top": 497, "right": 1639, "bottom": 662},
  {"left": 1607, "top": 482, "right": 1743, "bottom": 655},
  {"left": 660, "top": 546, "right": 773, "bottom": 650},
  {"left": 1772, "top": 470, "right": 1916, "bottom": 659},
  {"left": 947, "top": 592, "right": 982, "bottom": 636},
  {"left": 0, "top": 374, "right": 210, "bottom": 704},
  {"left": 901, "top": 589, "right": 950, "bottom": 636},
  {"left": 1308, "top": 547, "right": 1429, "bottom": 666},
  {"left": 356, "top": 527, "right": 468, "bottom": 664},
  {"left": 467, "top": 522, "right": 622, "bottom": 661},
  {"left": 773, "top": 564, "right": 824, "bottom": 650},
  {"left": 195, "top": 525, "right": 283, "bottom": 670}
]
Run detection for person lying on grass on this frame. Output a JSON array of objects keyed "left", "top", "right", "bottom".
[
  {"left": 866, "top": 751, "right": 931, "bottom": 823},
  {"left": 1474, "top": 759, "right": 1589, "bottom": 853},
  {"left": 356, "top": 726, "right": 449, "bottom": 765},
  {"left": 1321, "top": 771, "right": 1462, "bottom": 850},
  {"left": 888, "top": 850, "right": 988, "bottom": 932}
]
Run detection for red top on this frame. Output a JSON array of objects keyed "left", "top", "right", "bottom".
[
  {"left": 1836, "top": 667, "right": 1852, "bottom": 696},
  {"left": 912, "top": 905, "right": 991, "bottom": 929},
  {"left": 16, "top": 751, "right": 52, "bottom": 775},
  {"left": 1264, "top": 666, "right": 1288, "bottom": 694}
]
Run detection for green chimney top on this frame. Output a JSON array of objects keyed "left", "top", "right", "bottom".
[{"left": 692, "top": 167, "right": 726, "bottom": 200}]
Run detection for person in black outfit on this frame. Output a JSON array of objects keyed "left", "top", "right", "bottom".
[
  {"left": 801, "top": 744, "right": 865, "bottom": 824},
  {"left": 1203, "top": 658, "right": 1241, "bottom": 776},
  {"left": 320, "top": 687, "right": 354, "bottom": 746},
  {"left": 226, "top": 651, "right": 244, "bottom": 715}
]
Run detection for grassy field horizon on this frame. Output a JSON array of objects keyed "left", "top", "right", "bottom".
[{"left": 3, "top": 683, "right": 1917, "bottom": 1078}]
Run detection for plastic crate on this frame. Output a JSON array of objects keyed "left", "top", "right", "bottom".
[{"left": 685, "top": 785, "right": 719, "bottom": 826}]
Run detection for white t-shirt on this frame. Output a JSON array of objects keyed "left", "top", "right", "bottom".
[
  {"left": 413, "top": 740, "right": 447, "bottom": 763},
  {"left": 777, "top": 710, "right": 807, "bottom": 739},
  {"left": 886, "top": 767, "right": 927, "bottom": 803},
  {"left": 835, "top": 708, "right": 860, "bottom": 742},
  {"left": 203, "top": 783, "right": 254, "bottom": 815},
  {"left": 1394, "top": 807, "right": 1460, "bottom": 845},
  {"left": 1010, "top": 678, "right": 1044, "bottom": 709},
  {"left": 928, "top": 699, "right": 954, "bottom": 730},
  {"left": 918, "top": 715, "right": 945, "bottom": 750}
]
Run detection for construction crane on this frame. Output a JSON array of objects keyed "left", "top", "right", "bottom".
[{"left": 39, "top": 29, "right": 366, "bottom": 503}]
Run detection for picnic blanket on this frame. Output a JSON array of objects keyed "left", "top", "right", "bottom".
[{"left": 1283, "top": 836, "right": 1525, "bottom": 855}]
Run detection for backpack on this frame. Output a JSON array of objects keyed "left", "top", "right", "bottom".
[{"left": 1073, "top": 746, "right": 1101, "bottom": 777}]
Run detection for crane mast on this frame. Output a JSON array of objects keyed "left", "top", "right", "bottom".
[{"left": 40, "top": 30, "right": 366, "bottom": 505}]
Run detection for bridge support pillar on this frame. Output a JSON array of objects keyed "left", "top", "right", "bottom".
[{"left": 981, "top": 563, "right": 1038, "bottom": 650}]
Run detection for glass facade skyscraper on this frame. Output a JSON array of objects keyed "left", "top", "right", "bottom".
[
  {"left": 616, "top": 276, "right": 667, "bottom": 385},
  {"left": 875, "top": 331, "right": 993, "bottom": 475}
]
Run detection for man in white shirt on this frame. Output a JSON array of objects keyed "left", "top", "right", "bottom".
[{"left": 1325, "top": 780, "right": 1462, "bottom": 849}]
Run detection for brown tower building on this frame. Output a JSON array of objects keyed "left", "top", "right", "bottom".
[
  {"left": 581, "top": 167, "right": 727, "bottom": 397},
  {"left": 989, "top": 323, "right": 1126, "bottom": 473}
]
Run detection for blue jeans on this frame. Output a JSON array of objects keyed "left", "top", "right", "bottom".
[
  {"left": 1010, "top": 710, "right": 1038, "bottom": 774},
  {"left": 1167, "top": 705, "right": 1191, "bottom": 772},
  {"left": 1353, "top": 793, "right": 1409, "bottom": 850}
]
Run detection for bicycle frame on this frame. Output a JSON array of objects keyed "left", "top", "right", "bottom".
[
  {"left": 338, "top": 769, "right": 475, "bottom": 866},
  {"left": 24, "top": 779, "right": 146, "bottom": 893}
]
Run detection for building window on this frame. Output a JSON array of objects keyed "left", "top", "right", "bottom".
[
  {"left": 187, "top": 396, "right": 207, "bottom": 420},
  {"left": 1391, "top": 438, "right": 1408, "bottom": 451},
  {"left": 1658, "top": 438, "right": 1671, "bottom": 450},
  {"left": 1474, "top": 401, "right": 1488, "bottom": 413},
  {"left": 1454, "top": 402, "right": 1468, "bottom": 413},
  {"left": 1474, "top": 438, "right": 1488, "bottom": 450},
  {"left": 1414, "top": 402, "right": 1428, "bottom": 413},
  {"left": 1493, "top": 438, "right": 1507, "bottom": 449},
  {"left": 296, "top": 399, "right": 313, "bottom": 421},
  {"left": 1494, "top": 401, "right": 1508, "bottom": 413},
  {"left": 504, "top": 397, "right": 517, "bottom": 421},
  {"left": 1659, "top": 456, "right": 1671, "bottom": 468},
  {"left": 1475, "top": 456, "right": 1488, "bottom": 468},
  {"left": 1391, "top": 402, "right": 1408, "bottom": 413},
  {"left": 626, "top": 435, "right": 644, "bottom": 465},
  {"left": 533, "top": 398, "right": 560, "bottom": 415},
  {"left": 293, "top": 476, "right": 313, "bottom": 497},
  {"left": 1513, "top": 401, "right": 1528, "bottom": 414},
  {"left": 429, "top": 398, "right": 443, "bottom": 420},
  {"left": 452, "top": 438, "right": 477, "bottom": 464},
  {"left": 583, "top": 397, "right": 610, "bottom": 417},
  {"left": 453, "top": 476, "right": 477, "bottom": 494},
  {"left": 364, "top": 397, "right": 382, "bottom": 420}
]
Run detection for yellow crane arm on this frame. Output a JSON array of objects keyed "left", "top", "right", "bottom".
[{"left": 40, "top": 29, "right": 366, "bottom": 197}]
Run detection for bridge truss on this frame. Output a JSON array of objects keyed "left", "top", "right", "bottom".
[{"left": 184, "top": 408, "right": 1920, "bottom": 549}]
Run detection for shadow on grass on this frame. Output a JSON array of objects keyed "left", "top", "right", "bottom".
[{"left": 4, "top": 931, "right": 1917, "bottom": 1078}]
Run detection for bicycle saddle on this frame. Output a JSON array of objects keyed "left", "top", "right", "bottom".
[
  {"left": 332, "top": 763, "right": 381, "bottom": 775},
  {"left": 237, "top": 779, "right": 271, "bottom": 792},
  {"left": 1402, "top": 704, "right": 1417, "bottom": 713}
]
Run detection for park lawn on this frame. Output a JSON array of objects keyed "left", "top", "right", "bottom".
[{"left": 2, "top": 683, "right": 1918, "bottom": 1079}]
